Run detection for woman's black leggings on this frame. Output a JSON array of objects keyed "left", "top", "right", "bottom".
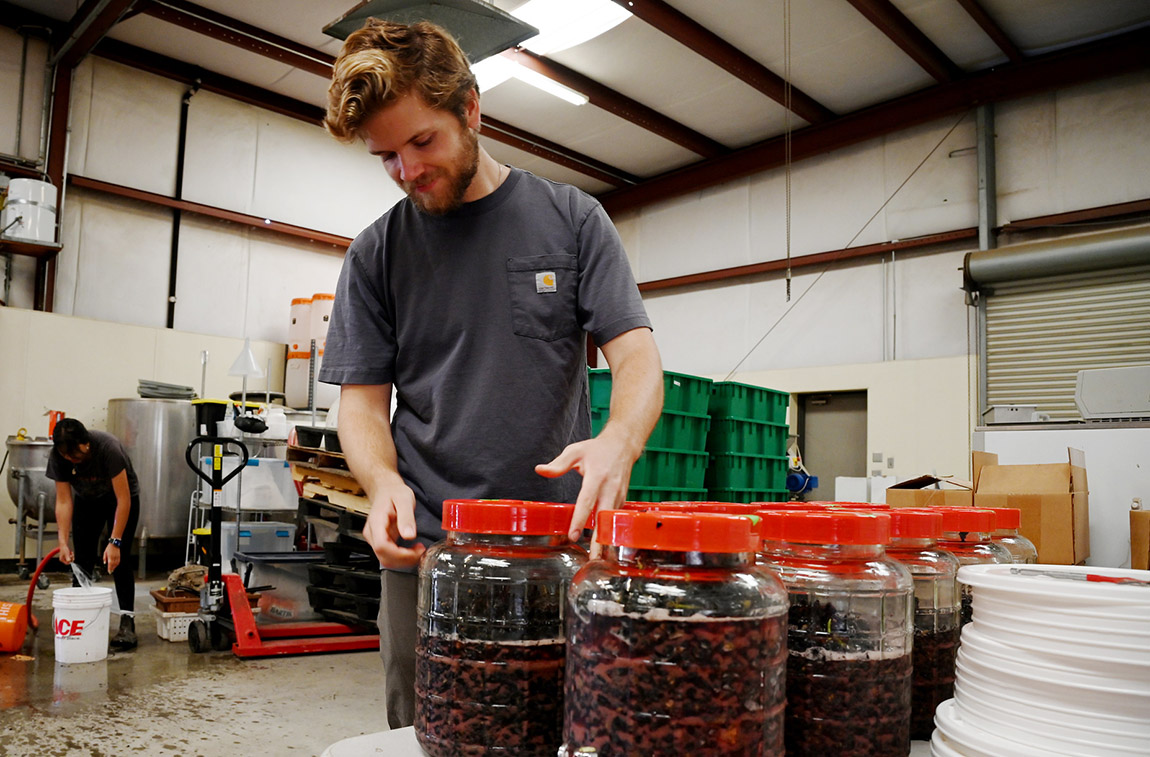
[{"left": 71, "top": 493, "right": 140, "bottom": 613}]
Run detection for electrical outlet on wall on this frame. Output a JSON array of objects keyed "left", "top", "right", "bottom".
[
  {"left": 872, "top": 452, "right": 883, "bottom": 463},
  {"left": 887, "top": 457, "right": 895, "bottom": 468}
]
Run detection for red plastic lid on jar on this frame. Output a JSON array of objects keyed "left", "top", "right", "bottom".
[
  {"left": 831, "top": 502, "right": 890, "bottom": 509},
  {"left": 443, "top": 499, "right": 575, "bottom": 535},
  {"left": 759, "top": 510, "right": 891, "bottom": 546},
  {"left": 935, "top": 506, "right": 997, "bottom": 534},
  {"left": 597, "top": 510, "right": 758, "bottom": 553},
  {"left": 887, "top": 508, "right": 944, "bottom": 540},
  {"left": 985, "top": 507, "right": 1021, "bottom": 529},
  {"left": 652, "top": 501, "right": 765, "bottom": 515}
]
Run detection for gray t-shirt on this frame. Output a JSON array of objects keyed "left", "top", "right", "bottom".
[
  {"left": 46, "top": 430, "right": 140, "bottom": 501},
  {"left": 319, "top": 168, "right": 651, "bottom": 547}
]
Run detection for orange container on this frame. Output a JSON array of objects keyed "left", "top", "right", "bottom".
[{"left": 0, "top": 601, "right": 29, "bottom": 652}]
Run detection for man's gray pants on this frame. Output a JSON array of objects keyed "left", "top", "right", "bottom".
[{"left": 378, "top": 569, "right": 418, "bottom": 730}]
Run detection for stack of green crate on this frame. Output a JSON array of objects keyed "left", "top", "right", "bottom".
[
  {"left": 589, "top": 369, "right": 712, "bottom": 502},
  {"left": 706, "top": 380, "right": 791, "bottom": 503}
]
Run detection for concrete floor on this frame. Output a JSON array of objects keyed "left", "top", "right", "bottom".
[{"left": 0, "top": 572, "right": 389, "bottom": 757}]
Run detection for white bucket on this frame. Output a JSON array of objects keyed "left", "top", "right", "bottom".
[
  {"left": 289, "top": 297, "right": 312, "bottom": 353},
  {"left": 285, "top": 355, "right": 338, "bottom": 411},
  {"left": 52, "top": 587, "right": 113, "bottom": 664},
  {"left": 933, "top": 699, "right": 1055, "bottom": 757},
  {"left": 2, "top": 178, "right": 58, "bottom": 244},
  {"left": 309, "top": 293, "right": 335, "bottom": 354}
]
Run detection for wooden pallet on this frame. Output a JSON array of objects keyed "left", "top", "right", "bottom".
[{"left": 302, "top": 482, "right": 370, "bottom": 515}]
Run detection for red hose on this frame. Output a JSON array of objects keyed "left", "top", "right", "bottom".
[{"left": 25, "top": 547, "right": 61, "bottom": 632}]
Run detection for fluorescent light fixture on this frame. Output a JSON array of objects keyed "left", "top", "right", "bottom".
[
  {"left": 512, "top": 65, "right": 590, "bottom": 105},
  {"left": 472, "top": 54, "right": 517, "bottom": 94},
  {"left": 513, "top": 0, "right": 631, "bottom": 56},
  {"left": 473, "top": 55, "right": 588, "bottom": 105}
]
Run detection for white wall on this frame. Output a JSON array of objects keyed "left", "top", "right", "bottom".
[
  {"left": 0, "top": 307, "right": 287, "bottom": 542},
  {"left": 5, "top": 55, "right": 406, "bottom": 343}
]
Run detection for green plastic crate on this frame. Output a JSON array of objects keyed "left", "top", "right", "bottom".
[
  {"left": 591, "top": 408, "right": 711, "bottom": 452},
  {"left": 663, "top": 371, "right": 714, "bottom": 415},
  {"left": 589, "top": 368, "right": 613, "bottom": 409},
  {"left": 630, "top": 447, "right": 709, "bottom": 489},
  {"left": 709, "top": 381, "right": 789, "bottom": 424},
  {"left": 707, "top": 416, "right": 789, "bottom": 456},
  {"left": 706, "top": 489, "right": 790, "bottom": 505},
  {"left": 706, "top": 453, "right": 789, "bottom": 491},
  {"left": 626, "top": 486, "right": 708, "bottom": 503}
]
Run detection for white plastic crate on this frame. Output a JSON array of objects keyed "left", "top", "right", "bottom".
[{"left": 154, "top": 608, "right": 198, "bottom": 642}]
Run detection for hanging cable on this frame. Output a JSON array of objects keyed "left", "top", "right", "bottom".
[
  {"left": 723, "top": 109, "right": 972, "bottom": 381},
  {"left": 783, "top": 0, "right": 793, "bottom": 302}
]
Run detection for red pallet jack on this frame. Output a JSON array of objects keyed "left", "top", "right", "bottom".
[{"left": 184, "top": 436, "right": 379, "bottom": 658}]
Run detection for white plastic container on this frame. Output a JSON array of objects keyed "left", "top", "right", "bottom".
[
  {"left": 153, "top": 608, "right": 198, "bottom": 642},
  {"left": 285, "top": 355, "right": 338, "bottom": 410},
  {"left": 2, "top": 178, "right": 57, "bottom": 243},
  {"left": 200, "top": 457, "right": 296, "bottom": 511},
  {"left": 52, "top": 586, "right": 113, "bottom": 664},
  {"left": 932, "top": 699, "right": 1055, "bottom": 757},
  {"left": 309, "top": 293, "right": 335, "bottom": 355},
  {"left": 289, "top": 297, "right": 312, "bottom": 353}
]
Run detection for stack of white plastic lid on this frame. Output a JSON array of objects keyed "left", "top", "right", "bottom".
[{"left": 932, "top": 564, "right": 1150, "bottom": 756}]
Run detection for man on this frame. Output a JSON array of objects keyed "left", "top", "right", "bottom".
[
  {"left": 46, "top": 418, "right": 141, "bottom": 651},
  {"left": 319, "top": 20, "right": 663, "bottom": 728}
]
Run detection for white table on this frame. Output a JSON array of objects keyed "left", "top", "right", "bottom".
[{"left": 322, "top": 727, "right": 933, "bottom": 756}]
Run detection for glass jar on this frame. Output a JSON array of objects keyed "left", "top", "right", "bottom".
[
  {"left": 415, "top": 500, "right": 587, "bottom": 757},
  {"left": 563, "top": 510, "right": 788, "bottom": 756},
  {"left": 759, "top": 510, "right": 914, "bottom": 757},
  {"left": 885, "top": 508, "right": 961, "bottom": 741},
  {"left": 986, "top": 506, "right": 1038, "bottom": 564},
  {"left": 934, "top": 507, "right": 1013, "bottom": 627}
]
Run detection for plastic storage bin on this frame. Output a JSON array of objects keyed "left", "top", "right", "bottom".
[
  {"left": 885, "top": 508, "right": 961, "bottom": 741},
  {"left": 415, "top": 500, "right": 587, "bottom": 757},
  {"left": 934, "top": 507, "right": 1014, "bottom": 627},
  {"left": 563, "top": 510, "right": 788, "bottom": 756},
  {"left": 759, "top": 509, "right": 914, "bottom": 757},
  {"left": 153, "top": 609, "right": 198, "bottom": 641},
  {"left": 709, "top": 381, "right": 789, "bottom": 423},
  {"left": 591, "top": 407, "right": 710, "bottom": 452},
  {"left": 706, "top": 452, "right": 788, "bottom": 490},
  {"left": 708, "top": 488, "right": 790, "bottom": 504},
  {"left": 986, "top": 507, "right": 1038, "bottom": 564},
  {"left": 629, "top": 447, "right": 708, "bottom": 489},
  {"left": 625, "top": 486, "right": 708, "bottom": 503},
  {"left": 707, "top": 416, "right": 789, "bottom": 456}
]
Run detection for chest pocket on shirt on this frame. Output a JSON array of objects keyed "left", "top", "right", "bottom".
[{"left": 506, "top": 254, "right": 579, "bottom": 341}]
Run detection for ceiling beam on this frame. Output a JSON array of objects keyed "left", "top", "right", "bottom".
[
  {"left": 611, "top": 0, "right": 835, "bottom": 125},
  {"left": 501, "top": 48, "right": 727, "bottom": 158},
  {"left": 139, "top": 0, "right": 336, "bottom": 78},
  {"left": 844, "top": 0, "right": 963, "bottom": 82},
  {"left": 601, "top": 27, "right": 1150, "bottom": 216},
  {"left": 91, "top": 37, "right": 639, "bottom": 189},
  {"left": 96, "top": 37, "right": 327, "bottom": 124},
  {"left": 119, "top": 5, "right": 639, "bottom": 185},
  {"left": 53, "top": 0, "right": 137, "bottom": 69},
  {"left": 953, "top": 0, "right": 1025, "bottom": 63},
  {"left": 482, "top": 117, "right": 639, "bottom": 187}
]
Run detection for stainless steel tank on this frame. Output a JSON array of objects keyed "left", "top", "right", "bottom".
[
  {"left": 106, "top": 398, "right": 197, "bottom": 539},
  {"left": 4, "top": 436, "right": 56, "bottom": 522}
]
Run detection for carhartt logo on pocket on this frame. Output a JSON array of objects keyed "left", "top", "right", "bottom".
[{"left": 536, "top": 271, "right": 557, "bottom": 293}]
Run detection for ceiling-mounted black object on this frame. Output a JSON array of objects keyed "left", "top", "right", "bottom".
[{"left": 324, "top": 0, "right": 538, "bottom": 64}]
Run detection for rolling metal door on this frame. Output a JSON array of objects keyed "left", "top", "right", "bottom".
[{"left": 984, "top": 265, "right": 1150, "bottom": 420}]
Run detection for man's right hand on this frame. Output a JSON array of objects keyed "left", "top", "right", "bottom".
[
  {"left": 362, "top": 480, "right": 426, "bottom": 569},
  {"left": 58, "top": 544, "right": 74, "bottom": 565}
]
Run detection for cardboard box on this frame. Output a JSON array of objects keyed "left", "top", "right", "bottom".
[
  {"left": 974, "top": 448, "right": 1089, "bottom": 565},
  {"left": 1132, "top": 508, "right": 1150, "bottom": 571},
  {"left": 886, "top": 452, "right": 1000, "bottom": 508}
]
